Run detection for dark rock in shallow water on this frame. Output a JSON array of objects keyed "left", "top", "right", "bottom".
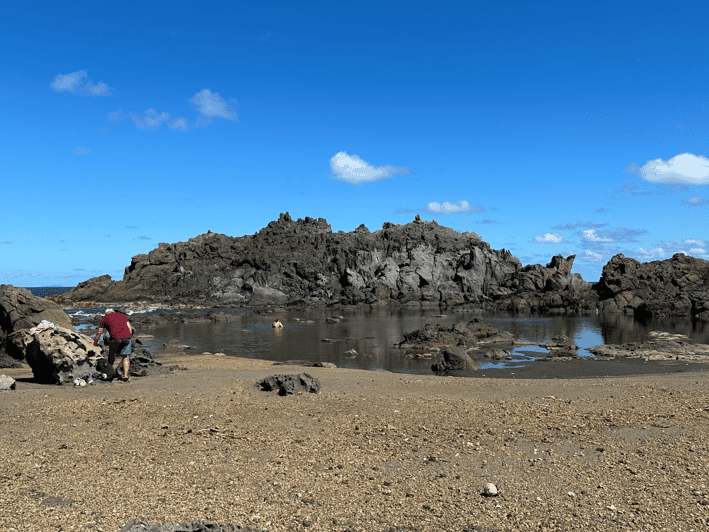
[
  {"left": 595, "top": 253, "right": 709, "bottom": 320},
  {"left": 432, "top": 346, "right": 478, "bottom": 373},
  {"left": 587, "top": 331, "right": 709, "bottom": 362},
  {"left": 399, "top": 318, "right": 516, "bottom": 350},
  {"left": 256, "top": 373, "right": 321, "bottom": 395}
]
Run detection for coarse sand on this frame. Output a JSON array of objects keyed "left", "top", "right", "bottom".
[{"left": 1, "top": 351, "right": 708, "bottom": 532}]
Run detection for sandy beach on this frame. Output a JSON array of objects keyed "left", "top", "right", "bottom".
[{"left": 2, "top": 350, "right": 708, "bottom": 532}]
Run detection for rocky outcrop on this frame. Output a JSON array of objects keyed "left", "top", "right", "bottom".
[
  {"left": 587, "top": 331, "right": 709, "bottom": 362},
  {"left": 492, "top": 254, "right": 596, "bottom": 314},
  {"left": 398, "top": 318, "right": 517, "bottom": 349},
  {"left": 595, "top": 253, "right": 709, "bottom": 320},
  {"left": 1, "top": 285, "right": 77, "bottom": 357},
  {"left": 7, "top": 326, "right": 103, "bottom": 384},
  {"left": 59, "top": 214, "right": 593, "bottom": 313}
]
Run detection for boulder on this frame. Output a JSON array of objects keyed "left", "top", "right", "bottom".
[
  {"left": 256, "top": 373, "right": 321, "bottom": 395},
  {"left": 7, "top": 326, "right": 103, "bottom": 384},
  {"left": 431, "top": 346, "right": 478, "bottom": 373},
  {"left": 0, "top": 374, "right": 16, "bottom": 390},
  {"left": 1, "top": 285, "right": 76, "bottom": 356}
]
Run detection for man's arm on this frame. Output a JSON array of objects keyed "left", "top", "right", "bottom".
[
  {"left": 127, "top": 321, "right": 135, "bottom": 336},
  {"left": 93, "top": 327, "right": 104, "bottom": 346}
]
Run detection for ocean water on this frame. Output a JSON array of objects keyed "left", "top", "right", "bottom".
[{"left": 25, "top": 287, "right": 73, "bottom": 298}]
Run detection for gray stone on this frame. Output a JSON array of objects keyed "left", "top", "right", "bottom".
[{"left": 0, "top": 374, "right": 16, "bottom": 390}]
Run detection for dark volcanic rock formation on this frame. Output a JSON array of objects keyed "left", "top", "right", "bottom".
[
  {"left": 59, "top": 213, "right": 593, "bottom": 312},
  {"left": 595, "top": 253, "right": 709, "bottom": 320}
]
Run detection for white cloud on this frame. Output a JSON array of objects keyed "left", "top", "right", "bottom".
[
  {"left": 636, "top": 246, "right": 666, "bottom": 260},
  {"left": 72, "top": 146, "right": 90, "bottom": 154},
  {"left": 330, "top": 151, "right": 412, "bottom": 184},
  {"left": 535, "top": 233, "right": 564, "bottom": 243},
  {"left": 190, "top": 89, "right": 237, "bottom": 120},
  {"left": 581, "top": 229, "right": 614, "bottom": 243},
  {"left": 425, "top": 200, "right": 483, "bottom": 215},
  {"left": 50, "top": 70, "right": 112, "bottom": 96},
  {"left": 683, "top": 195, "right": 709, "bottom": 206},
  {"left": 581, "top": 227, "right": 647, "bottom": 244},
  {"left": 129, "top": 109, "right": 170, "bottom": 130},
  {"left": 628, "top": 153, "right": 709, "bottom": 185}
]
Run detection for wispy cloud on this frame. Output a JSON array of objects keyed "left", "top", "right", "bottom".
[
  {"left": 169, "top": 117, "right": 189, "bottom": 131},
  {"left": 50, "top": 70, "right": 112, "bottom": 96},
  {"left": 110, "top": 89, "right": 236, "bottom": 131},
  {"left": 581, "top": 227, "right": 648, "bottom": 244},
  {"left": 190, "top": 89, "right": 238, "bottom": 121},
  {"left": 682, "top": 195, "right": 709, "bottom": 206},
  {"left": 138, "top": 235, "right": 151, "bottom": 240},
  {"left": 129, "top": 109, "right": 170, "bottom": 130},
  {"left": 330, "top": 152, "right": 411, "bottom": 184},
  {"left": 534, "top": 233, "right": 564, "bottom": 243},
  {"left": 628, "top": 152, "right": 709, "bottom": 185},
  {"left": 582, "top": 250, "right": 605, "bottom": 262},
  {"left": 72, "top": 146, "right": 90, "bottom": 154},
  {"left": 425, "top": 200, "right": 483, "bottom": 215},
  {"left": 636, "top": 239, "right": 709, "bottom": 260}
]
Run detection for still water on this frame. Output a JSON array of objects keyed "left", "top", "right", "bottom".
[{"left": 83, "top": 307, "right": 709, "bottom": 376}]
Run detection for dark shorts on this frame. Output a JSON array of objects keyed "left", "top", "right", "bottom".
[{"left": 108, "top": 338, "right": 131, "bottom": 365}]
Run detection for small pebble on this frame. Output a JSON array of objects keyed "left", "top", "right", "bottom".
[{"left": 483, "top": 483, "right": 498, "bottom": 496}]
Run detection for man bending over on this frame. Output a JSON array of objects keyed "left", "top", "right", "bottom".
[{"left": 93, "top": 308, "right": 135, "bottom": 382}]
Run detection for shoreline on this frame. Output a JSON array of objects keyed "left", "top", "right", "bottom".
[{"left": 2, "top": 352, "right": 709, "bottom": 531}]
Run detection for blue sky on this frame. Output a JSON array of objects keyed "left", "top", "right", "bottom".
[{"left": 2, "top": 1, "right": 709, "bottom": 287}]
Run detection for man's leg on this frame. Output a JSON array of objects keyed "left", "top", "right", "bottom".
[
  {"left": 107, "top": 340, "right": 121, "bottom": 366},
  {"left": 118, "top": 339, "right": 131, "bottom": 380},
  {"left": 121, "top": 355, "right": 130, "bottom": 379}
]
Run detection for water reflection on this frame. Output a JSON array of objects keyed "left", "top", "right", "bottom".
[{"left": 71, "top": 307, "right": 709, "bottom": 376}]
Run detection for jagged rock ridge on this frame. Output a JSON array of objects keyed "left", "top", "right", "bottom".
[{"left": 61, "top": 213, "right": 592, "bottom": 311}]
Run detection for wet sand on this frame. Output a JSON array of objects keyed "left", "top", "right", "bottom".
[{"left": 1, "top": 351, "right": 708, "bottom": 531}]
